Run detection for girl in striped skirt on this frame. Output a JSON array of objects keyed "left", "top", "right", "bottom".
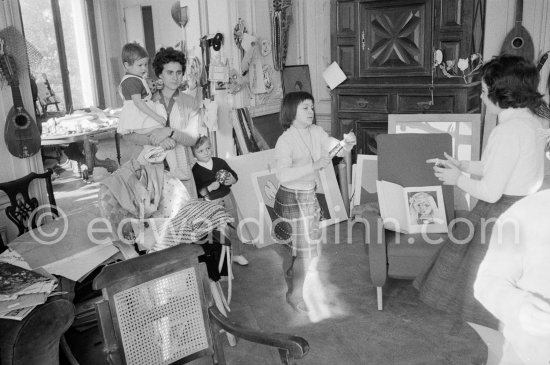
[{"left": 272, "top": 91, "right": 356, "bottom": 313}]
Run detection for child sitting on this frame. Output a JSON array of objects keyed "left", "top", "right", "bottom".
[
  {"left": 191, "top": 136, "right": 249, "bottom": 266},
  {"left": 117, "top": 42, "right": 189, "bottom": 180}
]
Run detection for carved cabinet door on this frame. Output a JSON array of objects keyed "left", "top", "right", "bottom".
[{"left": 359, "top": 0, "right": 433, "bottom": 77}]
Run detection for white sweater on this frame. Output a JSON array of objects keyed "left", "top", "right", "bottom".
[
  {"left": 457, "top": 108, "right": 546, "bottom": 202},
  {"left": 274, "top": 125, "right": 342, "bottom": 190},
  {"left": 474, "top": 190, "right": 550, "bottom": 364}
]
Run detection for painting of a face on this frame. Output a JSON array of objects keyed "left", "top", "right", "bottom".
[
  {"left": 408, "top": 191, "right": 439, "bottom": 225},
  {"left": 412, "top": 196, "right": 434, "bottom": 215},
  {"left": 261, "top": 39, "right": 271, "bottom": 56}
]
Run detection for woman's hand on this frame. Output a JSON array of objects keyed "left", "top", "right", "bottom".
[
  {"left": 313, "top": 156, "right": 332, "bottom": 170},
  {"left": 442, "top": 152, "right": 469, "bottom": 171},
  {"left": 427, "top": 152, "right": 467, "bottom": 172},
  {"left": 433, "top": 163, "right": 462, "bottom": 185},
  {"left": 159, "top": 138, "right": 176, "bottom": 150},
  {"left": 518, "top": 295, "right": 550, "bottom": 335},
  {"left": 150, "top": 127, "right": 173, "bottom": 145}
]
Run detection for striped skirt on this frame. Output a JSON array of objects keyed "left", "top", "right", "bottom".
[{"left": 272, "top": 185, "right": 321, "bottom": 258}]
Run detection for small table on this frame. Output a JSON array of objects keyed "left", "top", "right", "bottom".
[{"left": 41, "top": 127, "right": 121, "bottom": 175}]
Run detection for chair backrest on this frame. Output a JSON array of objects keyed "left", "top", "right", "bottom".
[
  {"left": 0, "top": 169, "right": 58, "bottom": 236},
  {"left": 92, "top": 244, "right": 219, "bottom": 365},
  {"left": 376, "top": 133, "right": 454, "bottom": 221}
]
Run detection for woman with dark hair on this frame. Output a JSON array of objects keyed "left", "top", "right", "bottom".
[
  {"left": 272, "top": 91, "right": 356, "bottom": 313},
  {"left": 122, "top": 48, "right": 229, "bottom": 281},
  {"left": 123, "top": 47, "right": 202, "bottom": 197},
  {"left": 414, "top": 54, "right": 548, "bottom": 328}
]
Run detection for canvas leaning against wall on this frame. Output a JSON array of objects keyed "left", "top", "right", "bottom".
[
  {"left": 228, "top": 149, "right": 348, "bottom": 247},
  {"left": 250, "top": 167, "right": 348, "bottom": 247},
  {"left": 227, "top": 150, "right": 275, "bottom": 247}
]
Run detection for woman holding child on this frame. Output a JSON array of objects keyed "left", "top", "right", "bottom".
[
  {"left": 122, "top": 46, "right": 249, "bottom": 266},
  {"left": 122, "top": 46, "right": 202, "bottom": 198},
  {"left": 414, "top": 55, "right": 548, "bottom": 329}
]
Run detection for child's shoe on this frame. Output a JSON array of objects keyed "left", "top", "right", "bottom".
[{"left": 232, "top": 255, "right": 249, "bottom": 266}]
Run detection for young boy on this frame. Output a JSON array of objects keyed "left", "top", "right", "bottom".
[
  {"left": 191, "top": 136, "right": 249, "bottom": 265},
  {"left": 117, "top": 43, "right": 190, "bottom": 180}
]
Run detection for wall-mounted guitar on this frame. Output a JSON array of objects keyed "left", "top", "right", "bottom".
[
  {"left": 500, "top": 0, "right": 534, "bottom": 63},
  {"left": 0, "top": 38, "right": 41, "bottom": 158}
]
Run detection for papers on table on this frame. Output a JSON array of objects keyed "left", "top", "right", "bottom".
[
  {"left": 0, "top": 249, "right": 31, "bottom": 270},
  {"left": 8, "top": 209, "right": 119, "bottom": 281}
]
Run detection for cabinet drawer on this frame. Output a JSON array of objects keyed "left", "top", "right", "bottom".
[
  {"left": 397, "top": 94, "right": 455, "bottom": 113},
  {"left": 338, "top": 94, "right": 389, "bottom": 113}
]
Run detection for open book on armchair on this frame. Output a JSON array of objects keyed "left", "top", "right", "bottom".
[{"left": 376, "top": 180, "right": 448, "bottom": 234}]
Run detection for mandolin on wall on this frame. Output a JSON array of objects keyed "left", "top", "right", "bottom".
[
  {"left": 500, "top": 0, "right": 534, "bottom": 62},
  {"left": 0, "top": 38, "right": 41, "bottom": 159}
]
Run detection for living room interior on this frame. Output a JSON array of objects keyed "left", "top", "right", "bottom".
[{"left": 1, "top": 0, "right": 550, "bottom": 364}]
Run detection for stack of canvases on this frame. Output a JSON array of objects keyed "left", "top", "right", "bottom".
[{"left": 231, "top": 107, "right": 262, "bottom": 154}]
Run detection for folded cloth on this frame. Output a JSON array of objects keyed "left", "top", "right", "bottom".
[
  {"left": 100, "top": 160, "right": 164, "bottom": 217},
  {"left": 147, "top": 200, "right": 233, "bottom": 252}
]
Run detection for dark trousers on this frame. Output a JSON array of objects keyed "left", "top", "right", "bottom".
[
  {"left": 272, "top": 243, "right": 316, "bottom": 306},
  {"left": 197, "top": 230, "right": 228, "bottom": 282}
]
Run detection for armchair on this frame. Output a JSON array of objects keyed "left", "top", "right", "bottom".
[
  {"left": 358, "top": 133, "right": 454, "bottom": 310},
  {"left": 92, "top": 243, "right": 309, "bottom": 365}
]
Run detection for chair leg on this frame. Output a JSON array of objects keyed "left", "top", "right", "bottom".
[
  {"left": 210, "top": 281, "right": 237, "bottom": 347},
  {"left": 377, "top": 287, "right": 383, "bottom": 311}
]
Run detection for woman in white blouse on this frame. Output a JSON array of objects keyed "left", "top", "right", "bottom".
[
  {"left": 123, "top": 47, "right": 202, "bottom": 199},
  {"left": 414, "top": 55, "right": 548, "bottom": 329}
]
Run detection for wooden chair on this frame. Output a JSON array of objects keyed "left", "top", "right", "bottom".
[
  {"left": 92, "top": 243, "right": 309, "bottom": 365},
  {"left": 356, "top": 133, "right": 455, "bottom": 310},
  {"left": 0, "top": 169, "right": 80, "bottom": 364},
  {"left": 0, "top": 169, "right": 58, "bottom": 236}
]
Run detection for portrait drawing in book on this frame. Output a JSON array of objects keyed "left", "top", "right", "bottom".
[{"left": 407, "top": 190, "right": 440, "bottom": 225}]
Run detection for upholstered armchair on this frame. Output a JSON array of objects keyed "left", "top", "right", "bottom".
[{"left": 356, "top": 133, "right": 456, "bottom": 310}]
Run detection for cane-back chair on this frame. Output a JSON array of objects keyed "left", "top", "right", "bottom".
[{"left": 92, "top": 243, "right": 309, "bottom": 365}]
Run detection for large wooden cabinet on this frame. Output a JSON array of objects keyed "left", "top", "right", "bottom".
[{"left": 331, "top": 0, "right": 485, "bottom": 154}]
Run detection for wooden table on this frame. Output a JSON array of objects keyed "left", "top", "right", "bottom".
[{"left": 41, "top": 127, "right": 121, "bottom": 175}]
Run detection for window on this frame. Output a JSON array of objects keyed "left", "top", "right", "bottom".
[{"left": 20, "top": 0, "right": 98, "bottom": 113}]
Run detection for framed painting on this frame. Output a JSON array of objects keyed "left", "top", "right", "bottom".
[
  {"left": 247, "top": 164, "right": 348, "bottom": 247},
  {"left": 388, "top": 113, "right": 482, "bottom": 211},
  {"left": 353, "top": 155, "right": 378, "bottom": 207},
  {"left": 281, "top": 65, "right": 312, "bottom": 95}
]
